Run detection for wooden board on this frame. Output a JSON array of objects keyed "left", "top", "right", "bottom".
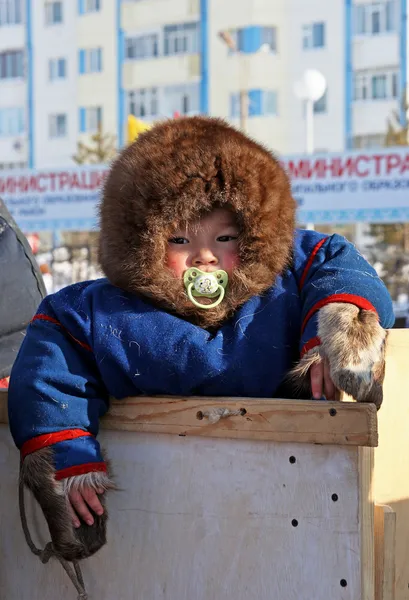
[
  {"left": 0, "top": 390, "right": 378, "bottom": 447},
  {"left": 372, "top": 329, "right": 409, "bottom": 600},
  {"left": 375, "top": 505, "right": 396, "bottom": 600},
  {"left": 0, "top": 426, "right": 374, "bottom": 600}
]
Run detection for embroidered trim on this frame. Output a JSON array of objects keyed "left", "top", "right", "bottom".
[
  {"left": 21, "top": 429, "right": 92, "bottom": 458},
  {"left": 55, "top": 462, "right": 107, "bottom": 480},
  {"left": 299, "top": 237, "right": 328, "bottom": 289},
  {"left": 31, "top": 314, "right": 92, "bottom": 352},
  {"left": 301, "top": 336, "right": 321, "bottom": 357},
  {"left": 301, "top": 294, "right": 378, "bottom": 334}
]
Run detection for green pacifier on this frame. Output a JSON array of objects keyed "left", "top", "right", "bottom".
[{"left": 183, "top": 268, "right": 229, "bottom": 310}]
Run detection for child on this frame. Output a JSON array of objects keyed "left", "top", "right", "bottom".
[{"left": 8, "top": 116, "right": 394, "bottom": 561}]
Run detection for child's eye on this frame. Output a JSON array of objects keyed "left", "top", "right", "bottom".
[
  {"left": 217, "top": 235, "right": 238, "bottom": 242},
  {"left": 168, "top": 237, "right": 189, "bottom": 244}
]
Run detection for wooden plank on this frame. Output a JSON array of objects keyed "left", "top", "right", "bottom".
[
  {"left": 360, "top": 447, "right": 375, "bottom": 600},
  {"left": 0, "top": 426, "right": 365, "bottom": 600},
  {"left": 0, "top": 390, "right": 378, "bottom": 446},
  {"left": 372, "top": 329, "right": 409, "bottom": 600},
  {"left": 375, "top": 505, "right": 396, "bottom": 600}
]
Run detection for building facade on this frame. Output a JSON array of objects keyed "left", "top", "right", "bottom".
[{"left": 0, "top": 0, "right": 406, "bottom": 169}]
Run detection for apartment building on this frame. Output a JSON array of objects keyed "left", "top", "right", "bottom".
[{"left": 0, "top": 0, "right": 405, "bottom": 169}]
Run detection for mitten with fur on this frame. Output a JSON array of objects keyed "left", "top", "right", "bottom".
[
  {"left": 21, "top": 447, "right": 115, "bottom": 561},
  {"left": 288, "top": 303, "right": 387, "bottom": 409}
]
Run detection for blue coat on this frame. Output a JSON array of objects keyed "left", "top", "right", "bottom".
[{"left": 8, "top": 230, "right": 395, "bottom": 479}]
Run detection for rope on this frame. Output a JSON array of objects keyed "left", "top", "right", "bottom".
[{"left": 19, "top": 476, "right": 88, "bottom": 600}]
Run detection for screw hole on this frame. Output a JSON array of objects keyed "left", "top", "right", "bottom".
[
  {"left": 291, "top": 519, "right": 298, "bottom": 527},
  {"left": 240, "top": 408, "right": 247, "bottom": 416},
  {"left": 289, "top": 456, "right": 296, "bottom": 464},
  {"left": 340, "top": 579, "right": 347, "bottom": 588},
  {"left": 196, "top": 411, "right": 203, "bottom": 420},
  {"left": 331, "top": 493, "right": 339, "bottom": 502},
  {"left": 329, "top": 408, "right": 337, "bottom": 417}
]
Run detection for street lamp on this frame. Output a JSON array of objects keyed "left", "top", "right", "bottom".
[
  {"left": 294, "top": 69, "right": 327, "bottom": 155},
  {"left": 294, "top": 69, "right": 326, "bottom": 230}
]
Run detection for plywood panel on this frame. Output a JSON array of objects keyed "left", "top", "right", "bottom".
[
  {"left": 373, "top": 329, "right": 409, "bottom": 600},
  {"left": 0, "top": 425, "right": 373, "bottom": 600}
]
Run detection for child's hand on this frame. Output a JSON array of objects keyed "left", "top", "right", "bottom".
[
  {"left": 310, "top": 357, "right": 338, "bottom": 400},
  {"left": 68, "top": 485, "right": 105, "bottom": 528}
]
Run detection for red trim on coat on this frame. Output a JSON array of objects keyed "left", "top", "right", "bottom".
[
  {"left": 31, "top": 314, "right": 92, "bottom": 352},
  {"left": 301, "top": 336, "right": 321, "bottom": 357},
  {"left": 301, "top": 294, "right": 378, "bottom": 334},
  {"left": 55, "top": 462, "right": 107, "bottom": 480},
  {"left": 299, "top": 237, "right": 328, "bottom": 289},
  {"left": 21, "top": 429, "right": 92, "bottom": 458}
]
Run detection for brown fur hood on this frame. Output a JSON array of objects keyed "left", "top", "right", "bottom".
[{"left": 99, "top": 116, "right": 296, "bottom": 328}]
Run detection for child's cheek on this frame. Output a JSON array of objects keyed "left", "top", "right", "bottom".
[
  {"left": 223, "top": 251, "right": 240, "bottom": 274},
  {"left": 166, "top": 254, "right": 187, "bottom": 278}
]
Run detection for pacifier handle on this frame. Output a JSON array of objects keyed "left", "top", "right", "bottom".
[{"left": 187, "top": 283, "right": 225, "bottom": 310}]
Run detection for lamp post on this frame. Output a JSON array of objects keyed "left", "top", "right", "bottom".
[{"left": 294, "top": 69, "right": 327, "bottom": 230}]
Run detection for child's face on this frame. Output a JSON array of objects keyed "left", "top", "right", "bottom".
[{"left": 167, "top": 207, "right": 240, "bottom": 279}]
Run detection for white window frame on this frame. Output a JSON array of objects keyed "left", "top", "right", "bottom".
[
  {"left": 354, "top": 68, "right": 399, "bottom": 101},
  {"left": 302, "top": 22, "right": 325, "bottom": 49},
  {"left": 0, "top": 107, "right": 25, "bottom": 137},
  {"left": 0, "top": 0, "right": 23, "bottom": 26},
  {"left": 125, "top": 29, "right": 160, "bottom": 60},
  {"left": 354, "top": 1, "right": 396, "bottom": 36},
  {"left": 128, "top": 87, "right": 159, "bottom": 119},
  {"left": 49, "top": 57, "right": 66, "bottom": 81},
  {"left": 263, "top": 90, "right": 278, "bottom": 115},
  {"left": 163, "top": 21, "right": 199, "bottom": 56},
  {"left": 88, "top": 48, "right": 102, "bottom": 73},
  {"left": 162, "top": 82, "right": 199, "bottom": 116},
  {"left": 45, "top": 1, "right": 63, "bottom": 25},
  {"left": 0, "top": 50, "right": 24, "bottom": 79},
  {"left": 86, "top": 107, "right": 102, "bottom": 132},
  {"left": 49, "top": 113, "right": 67, "bottom": 138},
  {"left": 85, "top": 0, "right": 100, "bottom": 12}
]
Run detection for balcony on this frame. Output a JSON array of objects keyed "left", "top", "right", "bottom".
[{"left": 123, "top": 54, "right": 200, "bottom": 89}]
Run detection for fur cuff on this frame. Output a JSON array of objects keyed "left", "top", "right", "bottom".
[{"left": 317, "top": 302, "right": 387, "bottom": 409}]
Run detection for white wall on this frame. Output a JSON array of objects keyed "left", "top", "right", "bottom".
[{"left": 32, "top": 0, "right": 78, "bottom": 168}]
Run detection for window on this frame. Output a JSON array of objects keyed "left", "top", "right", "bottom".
[
  {"left": 78, "top": 48, "right": 103, "bottom": 74},
  {"left": 230, "top": 90, "right": 278, "bottom": 118},
  {"left": 0, "top": 107, "right": 24, "bottom": 137},
  {"left": 230, "top": 26, "right": 278, "bottom": 53},
  {"left": 162, "top": 83, "right": 199, "bottom": 116},
  {"left": 49, "top": 114, "right": 67, "bottom": 138},
  {"left": 49, "top": 58, "right": 66, "bottom": 80},
  {"left": 0, "top": 0, "right": 23, "bottom": 26},
  {"left": 354, "top": 69, "right": 398, "bottom": 100},
  {"left": 314, "top": 90, "right": 327, "bottom": 113},
  {"left": 164, "top": 22, "right": 199, "bottom": 56},
  {"left": 79, "top": 106, "right": 102, "bottom": 132},
  {"left": 45, "top": 1, "right": 63, "bottom": 25},
  {"left": 78, "top": 0, "right": 100, "bottom": 13},
  {"left": 372, "top": 74, "right": 387, "bottom": 98},
  {"left": 128, "top": 88, "right": 158, "bottom": 119},
  {"left": 303, "top": 22, "right": 325, "bottom": 49},
  {"left": 260, "top": 27, "right": 277, "bottom": 52},
  {"left": 125, "top": 33, "right": 159, "bottom": 60},
  {"left": 0, "top": 50, "right": 24, "bottom": 78},
  {"left": 353, "top": 133, "right": 385, "bottom": 148},
  {"left": 354, "top": 1, "right": 396, "bottom": 35}
]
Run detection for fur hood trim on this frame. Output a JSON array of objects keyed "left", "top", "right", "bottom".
[{"left": 99, "top": 116, "right": 296, "bottom": 327}]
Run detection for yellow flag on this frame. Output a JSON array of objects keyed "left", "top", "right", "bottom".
[{"left": 127, "top": 115, "right": 151, "bottom": 144}]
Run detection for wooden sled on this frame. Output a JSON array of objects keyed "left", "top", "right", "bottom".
[{"left": 0, "top": 329, "right": 407, "bottom": 600}]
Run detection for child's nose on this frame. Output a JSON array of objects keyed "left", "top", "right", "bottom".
[{"left": 192, "top": 248, "right": 218, "bottom": 267}]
